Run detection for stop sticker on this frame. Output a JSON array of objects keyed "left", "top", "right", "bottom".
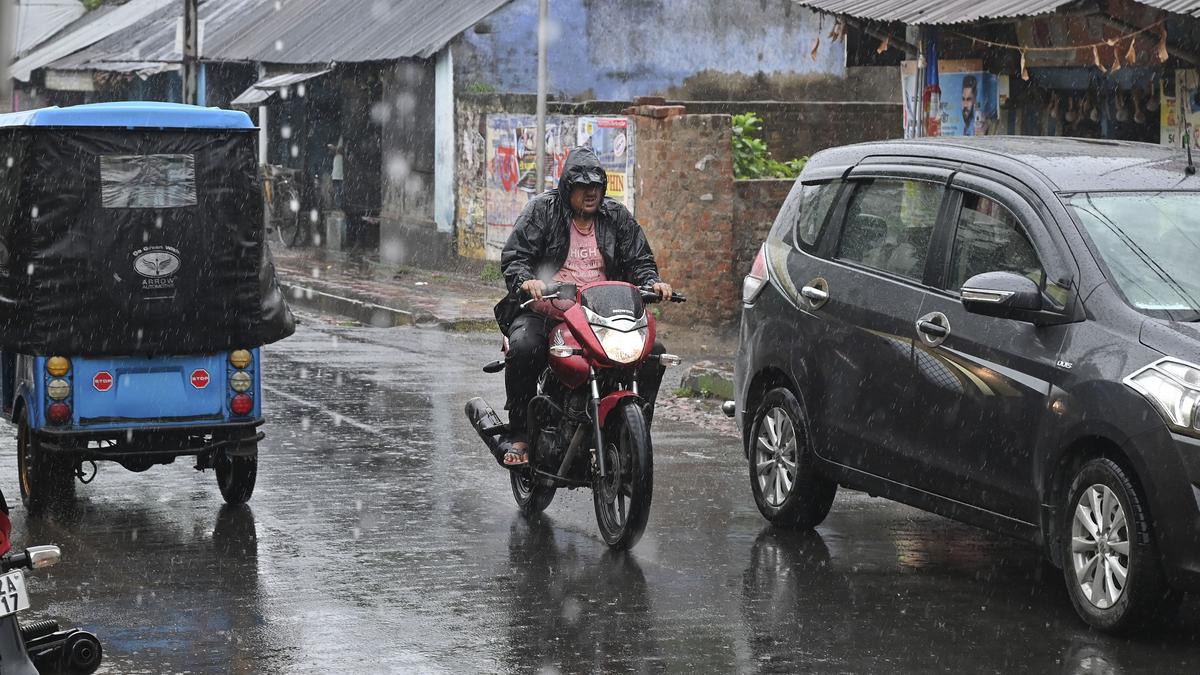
[
  {"left": 92, "top": 371, "right": 113, "bottom": 392},
  {"left": 190, "top": 369, "right": 210, "bottom": 389}
]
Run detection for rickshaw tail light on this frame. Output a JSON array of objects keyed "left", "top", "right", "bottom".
[
  {"left": 46, "top": 379, "right": 70, "bottom": 401},
  {"left": 46, "top": 357, "right": 70, "bottom": 377},
  {"left": 230, "top": 371, "right": 252, "bottom": 393},
  {"left": 47, "top": 403, "right": 70, "bottom": 425},
  {"left": 230, "top": 394, "right": 253, "bottom": 416},
  {"left": 229, "top": 350, "right": 252, "bottom": 369}
]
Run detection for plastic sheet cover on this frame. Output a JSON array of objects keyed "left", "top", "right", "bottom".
[{"left": 0, "top": 128, "right": 295, "bottom": 356}]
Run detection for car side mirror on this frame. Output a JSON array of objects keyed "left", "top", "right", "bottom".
[{"left": 961, "top": 271, "right": 1043, "bottom": 321}]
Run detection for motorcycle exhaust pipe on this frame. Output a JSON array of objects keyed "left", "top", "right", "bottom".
[{"left": 464, "top": 397, "right": 507, "bottom": 464}]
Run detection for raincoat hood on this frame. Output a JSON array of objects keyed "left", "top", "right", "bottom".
[{"left": 556, "top": 147, "right": 608, "bottom": 203}]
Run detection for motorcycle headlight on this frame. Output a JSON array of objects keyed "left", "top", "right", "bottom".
[
  {"left": 594, "top": 326, "right": 648, "bottom": 364},
  {"left": 1125, "top": 358, "right": 1200, "bottom": 434}
]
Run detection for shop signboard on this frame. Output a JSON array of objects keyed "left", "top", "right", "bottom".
[
  {"left": 1161, "top": 70, "right": 1200, "bottom": 149},
  {"left": 902, "top": 60, "right": 999, "bottom": 138}
]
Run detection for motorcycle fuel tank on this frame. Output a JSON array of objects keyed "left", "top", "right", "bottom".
[{"left": 548, "top": 324, "right": 589, "bottom": 389}]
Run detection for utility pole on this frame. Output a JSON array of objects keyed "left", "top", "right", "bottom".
[
  {"left": 182, "top": 0, "right": 199, "bottom": 105},
  {"left": 534, "top": 0, "right": 548, "bottom": 192},
  {"left": 0, "top": 0, "right": 13, "bottom": 112}
]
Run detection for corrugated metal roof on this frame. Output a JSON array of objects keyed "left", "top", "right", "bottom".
[
  {"left": 229, "top": 69, "right": 330, "bottom": 107},
  {"left": 13, "top": 0, "right": 85, "bottom": 56},
  {"left": 49, "top": 0, "right": 264, "bottom": 75},
  {"left": 205, "top": 0, "right": 513, "bottom": 63},
  {"left": 9, "top": 0, "right": 175, "bottom": 81},
  {"left": 796, "top": 0, "right": 1200, "bottom": 23}
]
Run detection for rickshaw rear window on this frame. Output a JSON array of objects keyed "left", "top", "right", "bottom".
[{"left": 100, "top": 154, "right": 196, "bottom": 209}]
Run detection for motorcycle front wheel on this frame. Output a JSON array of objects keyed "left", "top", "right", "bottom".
[{"left": 593, "top": 402, "right": 653, "bottom": 549}]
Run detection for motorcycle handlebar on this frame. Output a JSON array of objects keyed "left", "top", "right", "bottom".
[{"left": 518, "top": 282, "right": 685, "bottom": 307}]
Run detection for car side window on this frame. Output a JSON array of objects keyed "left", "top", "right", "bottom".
[
  {"left": 947, "top": 193, "right": 1045, "bottom": 292},
  {"left": 766, "top": 181, "right": 839, "bottom": 255},
  {"left": 837, "top": 179, "right": 943, "bottom": 281}
]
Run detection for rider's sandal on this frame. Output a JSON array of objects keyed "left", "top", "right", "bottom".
[{"left": 502, "top": 445, "right": 528, "bottom": 466}]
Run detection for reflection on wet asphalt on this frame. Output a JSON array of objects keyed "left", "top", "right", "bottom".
[{"left": 2, "top": 318, "right": 1199, "bottom": 673}]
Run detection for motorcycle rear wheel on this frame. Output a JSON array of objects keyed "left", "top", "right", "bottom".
[
  {"left": 594, "top": 403, "right": 653, "bottom": 549},
  {"left": 511, "top": 469, "right": 555, "bottom": 515}
]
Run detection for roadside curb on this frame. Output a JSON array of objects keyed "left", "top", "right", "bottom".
[
  {"left": 678, "top": 360, "right": 735, "bottom": 400},
  {"left": 280, "top": 280, "right": 496, "bottom": 332}
]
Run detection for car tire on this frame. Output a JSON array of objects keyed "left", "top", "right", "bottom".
[
  {"left": 747, "top": 387, "right": 835, "bottom": 529},
  {"left": 1060, "top": 457, "right": 1169, "bottom": 633}
]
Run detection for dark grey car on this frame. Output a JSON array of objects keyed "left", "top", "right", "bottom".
[{"left": 734, "top": 136, "right": 1200, "bottom": 633}]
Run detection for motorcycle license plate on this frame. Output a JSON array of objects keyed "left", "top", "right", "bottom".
[{"left": 0, "top": 571, "right": 29, "bottom": 617}]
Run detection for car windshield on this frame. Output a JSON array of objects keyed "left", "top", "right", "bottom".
[{"left": 1065, "top": 192, "right": 1200, "bottom": 321}]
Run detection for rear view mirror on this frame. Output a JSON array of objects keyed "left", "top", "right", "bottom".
[{"left": 961, "top": 272, "right": 1043, "bottom": 321}]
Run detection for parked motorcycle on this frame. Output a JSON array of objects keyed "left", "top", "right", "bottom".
[
  {"left": 0, "top": 544, "right": 102, "bottom": 675},
  {"left": 466, "top": 281, "right": 684, "bottom": 549}
]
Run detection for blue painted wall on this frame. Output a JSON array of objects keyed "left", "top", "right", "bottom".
[{"left": 456, "top": 0, "right": 845, "bottom": 100}]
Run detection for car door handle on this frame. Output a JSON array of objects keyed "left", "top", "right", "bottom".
[
  {"left": 916, "top": 319, "right": 948, "bottom": 338},
  {"left": 801, "top": 286, "right": 829, "bottom": 303}
]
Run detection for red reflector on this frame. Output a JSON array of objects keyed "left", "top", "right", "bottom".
[
  {"left": 749, "top": 245, "right": 768, "bottom": 281},
  {"left": 47, "top": 403, "right": 71, "bottom": 425},
  {"left": 230, "top": 394, "right": 253, "bottom": 416}
]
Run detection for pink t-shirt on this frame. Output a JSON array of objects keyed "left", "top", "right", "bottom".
[
  {"left": 555, "top": 223, "right": 607, "bottom": 285},
  {"left": 531, "top": 223, "right": 606, "bottom": 318}
]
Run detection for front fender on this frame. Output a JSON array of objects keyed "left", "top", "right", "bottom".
[{"left": 598, "top": 391, "right": 643, "bottom": 427}]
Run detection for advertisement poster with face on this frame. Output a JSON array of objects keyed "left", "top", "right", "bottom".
[
  {"left": 902, "top": 60, "right": 999, "bottom": 137},
  {"left": 1161, "top": 70, "right": 1200, "bottom": 149}
]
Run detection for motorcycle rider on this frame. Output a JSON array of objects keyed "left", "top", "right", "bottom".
[{"left": 494, "top": 146, "right": 672, "bottom": 466}]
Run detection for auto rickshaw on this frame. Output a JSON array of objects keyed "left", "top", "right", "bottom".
[{"left": 0, "top": 102, "right": 295, "bottom": 510}]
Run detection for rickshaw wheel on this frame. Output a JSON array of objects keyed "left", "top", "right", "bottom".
[
  {"left": 16, "top": 410, "right": 75, "bottom": 513},
  {"left": 215, "top": 445, "right": 257, "bottom": 505}
]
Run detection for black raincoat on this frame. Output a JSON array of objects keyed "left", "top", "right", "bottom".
[{"left": 494, "top": 147, "right": 661, "bottom": 334}]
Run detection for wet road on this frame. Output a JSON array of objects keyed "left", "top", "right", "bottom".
[{"left": 5, "top": 315, "right": 1200, "bottom": 673}]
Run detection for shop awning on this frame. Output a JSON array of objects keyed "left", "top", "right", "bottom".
[
  {"left": 795, "top": 0, "right": 1200, "bottom": 24},
  {"left": 229, "top": 70, "right": 331, "bottom": 109}
]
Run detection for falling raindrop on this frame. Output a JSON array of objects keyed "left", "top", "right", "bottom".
[
  {"left": 333, "top": 414, "right": 343, "bottom": 427},
  {"left": 311, "top": 267, "right": 321, "bottom": 279},
  {"left": 300, "top": 416, "right": 311, "bottom": 430},
  {"left": 289, "top": 197, "right": 300, "bottom": 212},
  {"left": 30, "top": 206, "right": 38, "bottom": 218},
  {"left": 281, "top": 125, "right": 293, "bottom": 140},
  {"left": 290, "top": 144, "right": 299, "bottom": 158},
  {"left": 273, "top": 0, "right": 281, "bottom": 8},
  {"left": 274, "top": 39, "right": 284, "bottom": 51},
  {"left": 297, "top": 83, "right": 306, "bottom": 98},
  {"left": 4, "top": 156, "right": 12, "bottom": 168},
  {"left": 309, "top": 209, "right": 319, "bottom": 223},
  {"left": 155, "top": 215, "right": 163, "bottom": 228}
]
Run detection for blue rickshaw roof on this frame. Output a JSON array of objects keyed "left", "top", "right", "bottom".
[{"left": 0, "top": 102, "right": 255, "bottom": 130}]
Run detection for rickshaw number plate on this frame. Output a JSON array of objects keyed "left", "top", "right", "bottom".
[{"left": 0, "top": 571, "right": 30, "bottom": 617}]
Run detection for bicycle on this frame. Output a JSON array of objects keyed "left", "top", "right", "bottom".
[{"left": 261, "top": 164, "right": 303, "bottom": 247}]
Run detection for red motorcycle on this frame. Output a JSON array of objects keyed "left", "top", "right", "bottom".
[{"left": 466, "top": 281, "right": 684, "bottom": 549}]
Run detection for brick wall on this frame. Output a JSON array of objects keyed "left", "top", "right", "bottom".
[
  {"left": 634, "top": 113, "right": 737, "bottom": 326},
  {"left": 734, "top": 179, "right": 793, "bottom": 279}
]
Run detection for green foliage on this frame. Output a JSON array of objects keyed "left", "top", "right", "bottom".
[
  {"left": 82, "top": 0, "right": 108, "bottom": 10},
  {"left": 731, "top": 112, "right": 808, "bottom": 180},
  {"left": 466, "top": 81, "right": 498, "bottom": 95},
  {"left": 480, "top": 261, "right": 503, "bottom": 283}
]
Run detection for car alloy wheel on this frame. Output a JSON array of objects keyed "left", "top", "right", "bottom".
[
  {"left": 1070, "top": 483, "right": 1130, "bottom": 609},
  {"left": 755, "top": 406, "right": 798, "bottom": 508}
]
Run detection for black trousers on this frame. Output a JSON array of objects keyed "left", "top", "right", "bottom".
[{"left": 504, "top": 312, "right": 666, "bottom": 434}]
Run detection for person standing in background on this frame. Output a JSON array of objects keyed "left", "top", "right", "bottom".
[{"left": 328, "top": 136, "right": 345, "bottom": 210}]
